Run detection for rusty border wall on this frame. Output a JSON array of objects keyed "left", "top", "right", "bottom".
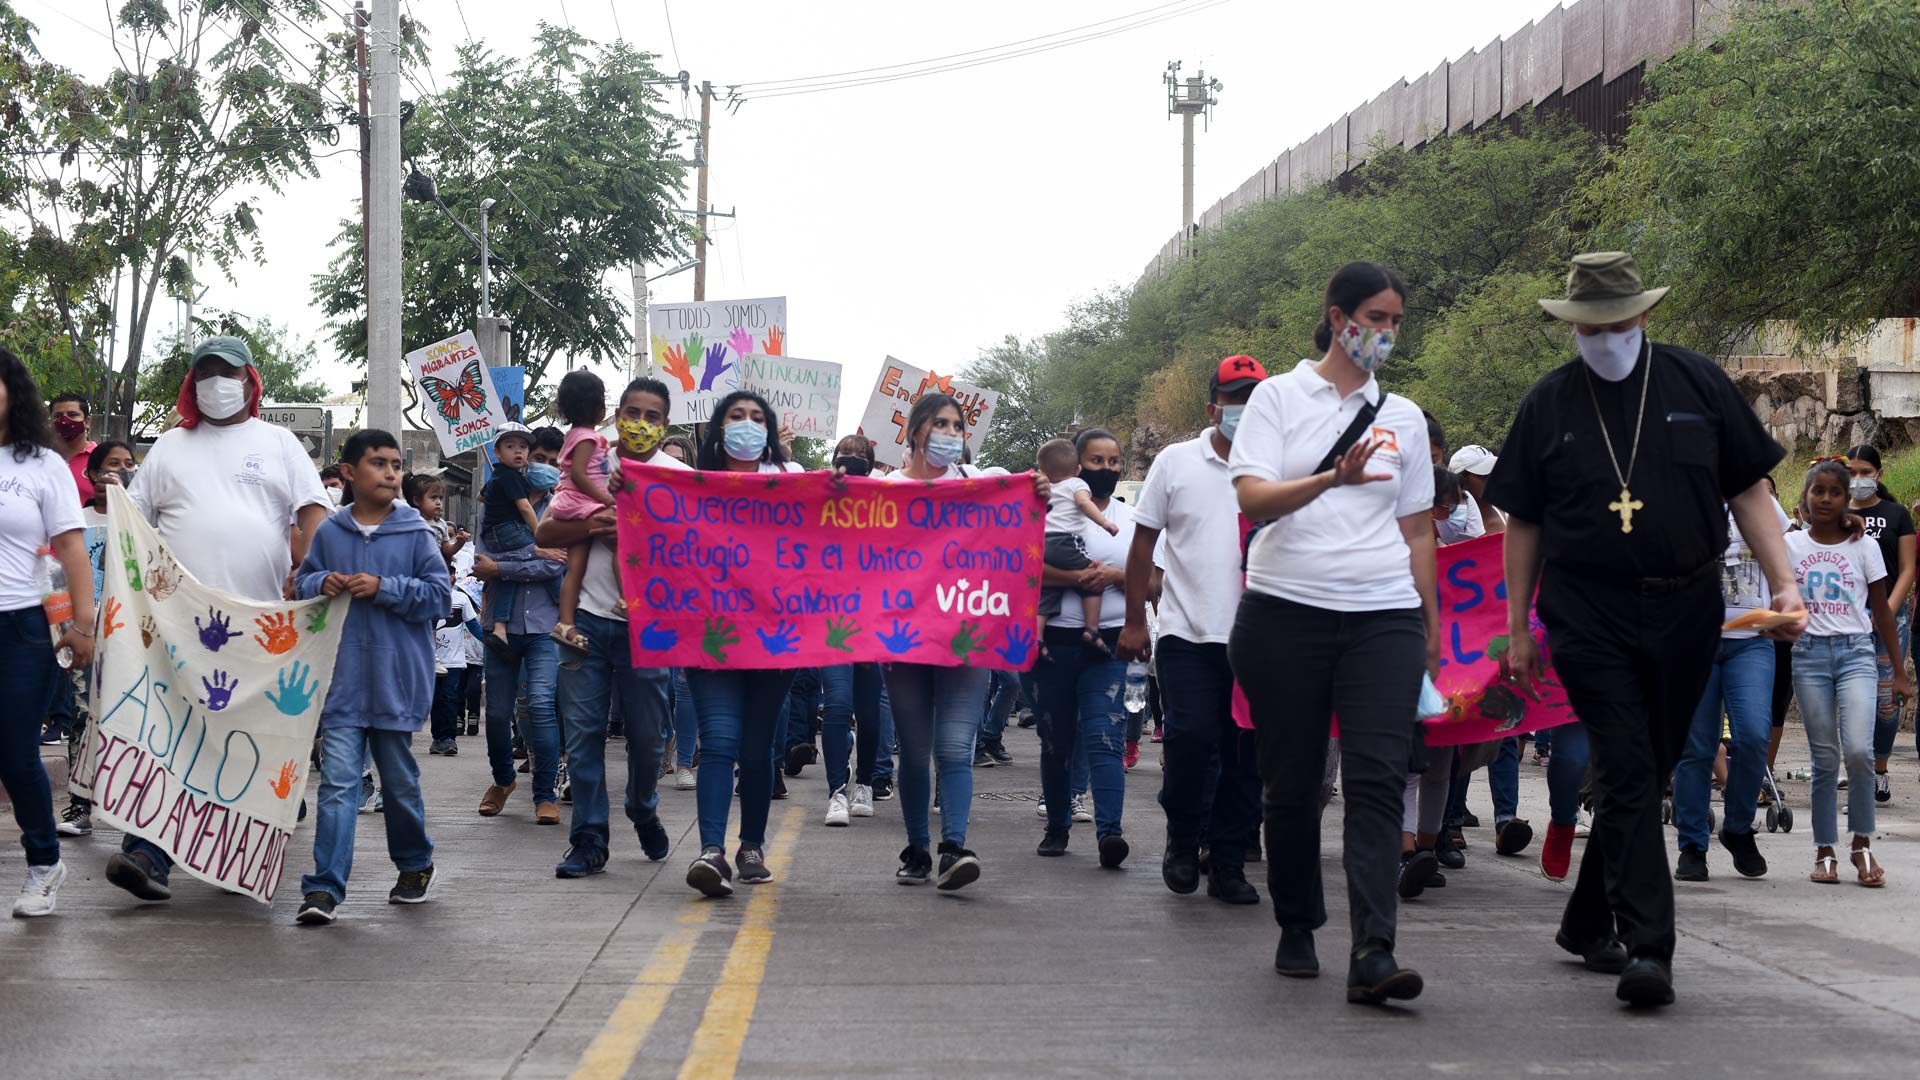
[{"left": 1142, "top": 0, "right": 1731, "bottom": 283}]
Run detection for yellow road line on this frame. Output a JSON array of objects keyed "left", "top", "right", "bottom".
[
  {"left": 570, "top": 921, "right": 704, "bottom": 1080},
  {"left": 676, "top": 804, "right": 805, "bottom": 1080}
]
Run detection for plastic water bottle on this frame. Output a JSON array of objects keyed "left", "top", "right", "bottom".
[
  {"left": 1124, "top": 661, "right": 1149, "bottom": 714},
  {"left": 37, "top": 547, "right": 74, "bottom": 668}
]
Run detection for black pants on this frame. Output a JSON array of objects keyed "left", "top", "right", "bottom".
[
  {"left": 1538, "top": 567, "right": 1720, "bottom": 962},
  {"left": 1156, "top": 635, "right": 1261, "bottom": 872},
  {"left": 1229, "top": 592, "right": 1425, "bottom": 950},
  {"left": 430, "top": 670, "right": 465, "bottom": 742}
]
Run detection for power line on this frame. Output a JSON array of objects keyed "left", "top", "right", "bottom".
[
  {"left": 661, "top": 0, "right": 683, "bottom": 70},
  {"left": 452, "top": 0, "right": 474, "bottom": 42},
  {"left": 607, "top": 0, "right": 624, "bottom": 40}
]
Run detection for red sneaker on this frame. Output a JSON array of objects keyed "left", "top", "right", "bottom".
[
  {"left": 1150, "top": 726, "right": 1165, "bottom": 744},
  {"left": 1123, "top": 741, "right": 1141, "bottom": 771},
  {"left": 1541, "top": 822, "right": 1576, "bottom": 882}
]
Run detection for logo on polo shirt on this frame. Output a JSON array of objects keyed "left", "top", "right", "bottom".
[{"left": 1369, "top": 427, "right": 1398, "bottom": 453}]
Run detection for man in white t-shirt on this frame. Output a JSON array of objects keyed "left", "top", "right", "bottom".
[
  {"left": 1120, "top": 354, "right": 1266, "bottom": 906},
  {"left": 105, "top": 335, "right": 331, "bottom": 903},
  {"left": 534, "top": 378, "right": 681, "bottom": 876}
]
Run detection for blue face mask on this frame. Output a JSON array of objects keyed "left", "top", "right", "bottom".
[
  {"left": 921, "top": 432, "right": 964, "bottom": 469},
  {"left": 526, "top": 462, "right": 561, "bottom": 490},
  {"left": 723, "top": 420, "right": 768, "bottom": 462},
  {"left": 1448, "top": 501, "right": 1471, "bottom": 528},
  {"left": 1218, "top": 404, "right": 1245, "bottom": 442}
]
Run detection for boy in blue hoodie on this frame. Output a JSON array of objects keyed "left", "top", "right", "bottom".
[{"left": 292, "top": 430, "right": 452, "bottom": 925}]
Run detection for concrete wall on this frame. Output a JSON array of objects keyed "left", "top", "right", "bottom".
[{"left": 1140, "top": 0, "right": 1728, "bottom": 285}]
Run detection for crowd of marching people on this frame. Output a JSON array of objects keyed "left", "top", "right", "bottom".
[{"left": 2, "top": 250, "right": 1914, "bottom": 1009}]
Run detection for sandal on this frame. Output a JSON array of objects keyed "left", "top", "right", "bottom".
[
  {"left": 1852, "top": 846, "right": 1886, "bottom": 888},
  {"left": 1810, "top": 849, "right": 1840, "bottom": 884},
  {"left": 549, "top": 623, "right": 591, "bottom": 654}
]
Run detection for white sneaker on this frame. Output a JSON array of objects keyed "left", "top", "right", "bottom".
[
  {"left": 825, "top": 788, "right": 851, "bottom": 827},
  {"left": 13, "top": 861, "right": 67, "bottom": 918},
  {"left": 1071, "top": 794, "right": 1093, "bottom": 823},
  {"left": 358, "top": 772, "right": 379, "bottom": 814},
  {"left": 1036, "top": 800, "right": 1048, "bottom": 819},
  {"left": 850, "top": 784, "right": 875, "bottom": 817},
  {"left": 675, "top": 766, "right": 696, "bottom": 790},
  {"left": 1574, "top": 810, "right": 1592, "bottom": 839}
]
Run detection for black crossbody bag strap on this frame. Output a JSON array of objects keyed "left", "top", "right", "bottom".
[{"left": 1242, "top": 394, "right": 1388, "bottom": 571}]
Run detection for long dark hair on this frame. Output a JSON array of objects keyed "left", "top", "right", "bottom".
[
  {"left": 0, "top": 347, "right": 56, "bottom": 462},
  {"left": 698, "top": 390, "right": 786, "bottom": 471},
  {"left": 1845, "top": 444, "right": 1895, "bottom": 503},
  {"left": 1313, "top": 261, "right": 1408, "bottom": 352},
  {"left": 903, "top": 392, "right": 966, "bottom": 458}
]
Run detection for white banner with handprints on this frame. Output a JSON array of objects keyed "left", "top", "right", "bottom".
[
  {"left": 855, "top": 356, "right": 1000, "bottom": 468},
  {"left": 70, "top": 487, "right": 351, "bottom": 903},
  {"left": 648, "top": 296, "right": 788, "bottom": 425}
]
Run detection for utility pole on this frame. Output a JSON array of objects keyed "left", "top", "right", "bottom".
[
  {"left": 366, "top": 0, "right": 404, "bottom": 437},
  {"left": 1165, "top": 62, "right": 1221, "bottom": 248},
  {"left": 631, "top": 263, "right": 649, "bottom": 381},
  {"left": 355, "top": 2, "right": 370, "bottom": 312},
  {"left": 478, "top": 198, "right": 495, "bottom": 318},
  {"left": 692, "top": 80, "right": 712, "bottom": 302}
]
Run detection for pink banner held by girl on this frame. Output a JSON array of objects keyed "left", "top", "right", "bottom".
[
  {"left": 1231, "top": 532, "right": 1580, "bottom": 745},
  {"left": 615, "top": 466, "right": 1046, "bottom": 670}
]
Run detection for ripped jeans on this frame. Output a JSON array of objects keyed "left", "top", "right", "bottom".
[{"left": 1035, "top": 627, "right": 1129, "bottom": 838}]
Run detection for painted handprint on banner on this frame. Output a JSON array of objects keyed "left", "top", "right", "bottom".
[
  {"left": 650, "top": 333, "right": 671, "bottom": 369},
  {"left": 119, "top": 532, "right": 143, "bottom": 592},
  {"left": 995, "top": 625, "right": 1035, "bottom": 666},
  {"left": 699, "top": 342, "right": 733, "bottom": 391},
  {"left": 196, "top": 606, "right": 241, "bottom": 651},
  {"left": 102, "top": 596, "right": 124, "bottom": 637},
  {"left": 661, "top": 343, "right": 696, "bottom": 392},
  {"left": 684, "top": 331, "right": 704, "bottom": 373},
  {"left": 200, "top": 670, "right": 238, "bottom": 711},
  {"left": 825, "top": 616, "right": 860, "bottom": 652},
  {"left": 702, "top": 617, "right": 739, "bottom": 664},
  {"left": 268, "top": 759, "right": 301, "bottom": 800},
  {"left": 877, "top": 619, "right": 921, "bottom": 655},
  {"left": 305, "top": 604, "right": 329, "bottom": 635},
  {"left": 145, "top": 547, "right": 180, "bottom": 600},
  {"left": 253, "top": 611, "right": 299, "bottom": 654},
  {"left": 726, "top": 326, "right": 754, "bottom": 356},
  {"left": 265, "top": 661, "right": 319, "bottom": 716},
  {"left": 949, "top": 622, "right": 987, "bottom": 664},
  {"left": 756, "top": 620, "right": 801, "bottom": 656},
  {"left": 139, "top": 614, "right": 156, "bottom": 649},
  {"left": 639, "top": 620, "right": 677, "bottom": 650},
  {"left": 762, "top": 324, "right": 784, "bottom": 356}
]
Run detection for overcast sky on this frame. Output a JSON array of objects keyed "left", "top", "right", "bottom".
[{"left": 19, "top": 0, "right": 1551, "bottom": 435}]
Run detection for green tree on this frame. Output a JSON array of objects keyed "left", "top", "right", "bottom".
[
  {"left": 1404, "top": 270, "right": 1572, "bottom": 450},
  {"left": 787, "top": 436, "right": 828, "bottom": 471},
  {"left": 133, "top": 312, "right": 336, "bottom": 435},
  {"left": 0, "top": 0, "right": 345, "bottom": 434},
  {"left": 1587, "top": 0, "right": 1920, "bottom": 354},
  {"left": 965, "top": 335, "right": 1077, "bottom": 470},
  {"left": 311, "top": 25, "right": 690, "bottom": 402}
]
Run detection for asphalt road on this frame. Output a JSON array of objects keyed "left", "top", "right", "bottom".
[{"left": 3, "top": 720, "right": 1917, "bottom": 1078}]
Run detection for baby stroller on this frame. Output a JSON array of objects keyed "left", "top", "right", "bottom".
[{"left": 1758, "top": 763, "right": 1794, "bottom": 833}]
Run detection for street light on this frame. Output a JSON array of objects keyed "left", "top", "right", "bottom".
[{"left": 631, "top": 258, "right": 702, "bottom": 380}]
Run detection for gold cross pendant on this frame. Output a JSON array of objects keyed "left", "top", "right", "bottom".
[{"left": 1610, "top": 486, "right": 1644, "bottom": 533}]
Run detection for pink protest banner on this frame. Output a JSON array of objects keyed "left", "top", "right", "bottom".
[
  {"left": 1229, "top": 531, "right": 1578, "bottom": 744},
  {"left": 616, "top": 466, "right": 1045, "bottom": 670}
]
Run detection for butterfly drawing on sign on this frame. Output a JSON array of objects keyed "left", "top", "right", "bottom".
[{"left": 419, "top": 358, "right": 488, "bottom": 430}]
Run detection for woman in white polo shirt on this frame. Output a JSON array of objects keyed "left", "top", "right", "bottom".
[{"left": 1226, "top": 261, "right": 1439, "bottom": 1006}]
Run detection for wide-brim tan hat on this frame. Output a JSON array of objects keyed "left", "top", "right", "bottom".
[{"left": 1538, "top": 251, "right": 1670, "bottom": 325}]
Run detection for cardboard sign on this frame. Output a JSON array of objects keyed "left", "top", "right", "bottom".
[
  {"left": 616, "top": 466, "right": 1044, "bottom": 670},
  {"left": 739, "top": 353, "right": 841, "bottom": 439},
  {"left": 856, "top": 356, "right": 999, "bottom": 468},
  {"left": 404, "top": 330, "right": 511, "bottom": 457},
  {"left": 648, "top": 296, "right": 788, "bottom": 426},
  {"left": 70, "top": 488, "right": 352, "bottom": 903}
]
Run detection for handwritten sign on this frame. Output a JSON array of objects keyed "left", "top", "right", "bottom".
[
  {"left": 856, "top": 356, "right": 1000, "bottom": 468},
  {"left": 740, "top": 353, "right": 841, "bottom": 439},
  {"left": 615, "top": 467, "right": 1043, "bottom": 670},
  {"left": 649, "top": 296, "right": 788, "bottom": 426},
  {"left": 405, "top": 330, "right": 511, "bottom": 457},
  {"left": 70, "top": 488, "right": 352, "bottom": 903}
]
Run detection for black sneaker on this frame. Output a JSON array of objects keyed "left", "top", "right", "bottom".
[
  {"left": 295, "top": 891, "right": 338, "bottom": 925},
  {"left": 784, "top": 742, "right": 816, "bottom": 777},
  {"left": 1397, "top": 850, "right": 1440, "bottom": 899},
  {"left": 1097, "top": 833, "right": 1130, "bottom": 869},
  {"left": 736, "top": 845, "right": 772, "bottom": 884},
  {"left": 871, "top": 777, "right": 895, "bottom": 801},
  {"left": 984, "top": 741, "right": 1013, "bottom": 766},
  {"left": 1162, "top": 840, "right": 1201, "bottom": 894},
  {"left": 517, "top": 758, "right": 531, "bottom": 774},
  {"left": 105, "top": 850, "right": 172, "bottom": 902},
  {"left": 1494, "top": 818, "right": 1534, "bottom": 856},
  {"left": 973, "top": 747, "right": 994, "bottom": 768},
  {"left": 1461, "top": 812, "right": 1481, "bottom": 828},
  {"left": 56, "top": 803, "right": 92, "bottom": 837},
  {"left": 771, "top": 772, "right": 788, "bottom": 800},
  {"left": 936, "top": 842, "right": 980, "bottom": 891},
  {"left": 1014, "top": 710, "right": 1037, "bottom": 729},
  {"left": 687, "top": 846, "right": 734, "bottom": 897},
  {"left": 896, "top": 844, "right": 932, "bottom": 885},
  {"left": 637, "top": 818, "right": 672, "bottom": 862},
  {"left": 1274, "top": 928, "right": 1318, "bottom": 978},
  {"left": 1616, "top": 956, "right": 1675, "bottom": 1007},
  {"left": 1875, "top": 771, "right": 1891, "bottom": 803},
  {"left": 1206, "top": 866, "right": 1260, "bottom": 904},
  {"left": 1347, "top": 942, "right": 1423, "bottom": 1005},
  {"left": 1674, "top": 844, "right": 1709, "bottom": 882},
  {"left": 1554, "top": 929, "right": 1630, "bottom": 975},
  {"left": 1435, "top": 843, "right": 1465, "bottom": 870},
  {"left": 1717, "top": 829, "right": 1767, "bottom": 879},
  {"left": 389, "top": 865, "right": 436, "bottom": 904},
  {"left": 1036, "top": 828, "right": 1070, "bottom": 857},
  {"left": 429, "top": 739, "right": 456, "bottom": 756}
]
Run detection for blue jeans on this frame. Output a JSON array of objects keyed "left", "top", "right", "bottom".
[
  {"left": 1534, "top": 726, "right": 1553, "bottom": 757},
  {"left": 671, "top": 669, "right": 698, "bottom": 767},
  {"left": 485, "top": 633, "right": 560, "bottom": 804},
  {"left": 1489, "top": 736, "right": 1521, "bottom": 824},
  {"left": 301, "top": 726, "right": 433, "bottom": 901},
  {"left": 1546, "top": 722, "right": 1591, "bottom": 827},
  {"left": 0, "top": 607, "right": 61, "bottom": 867},
  {"left": 687, "top": 668, "right": 795, "bottom": 850},
  {"left": 1873, "top": 607, "right": 1910, "bottom": 759},
  {"left": 559, "top": 611, "right": 669, "bottom": 853},
  {"left": 1793, "top": 633, "right": 1880, "bottom": 846},
  {"left": 1035, "top": 629, "right": 1128, "bottom": 838},
  {"left": 825, "top": 663, "right": 890, "bottom": 787},
  {"left": 981, "top": 669, "right": 1018, "bottom": 747},
  {"left": 884, "top": 663, "right": 989, "bottom": 849},
  {"left": 1676, "top": 635, "right": 1773, "bottom": 849},
  {"left": 784, "top": 668, "right": 820, "bottom": 751}
]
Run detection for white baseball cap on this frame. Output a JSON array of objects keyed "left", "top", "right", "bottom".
[
  {"left": 490, "top": 422, "right": 532, "bottom": 449},
  {"left": 1449, "top": 445, "right": 1497, "bottom": 476}
]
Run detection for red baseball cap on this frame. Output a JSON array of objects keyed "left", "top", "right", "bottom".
[{"left": 1210, "top": 354, "right": 1268, "bottom": 394}]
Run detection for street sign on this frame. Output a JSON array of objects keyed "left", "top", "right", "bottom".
[{"left": 260, "top": 404, "right": 332, "bottom": 460}]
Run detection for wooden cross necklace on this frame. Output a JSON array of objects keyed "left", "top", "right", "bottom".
[{"left": 1582, "top": 337, "right": 1651, "bottom": 534}]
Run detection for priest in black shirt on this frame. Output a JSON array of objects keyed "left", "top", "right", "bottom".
[{"left": 1486, "top": 252, "right": 1805, "bottom": 1008}]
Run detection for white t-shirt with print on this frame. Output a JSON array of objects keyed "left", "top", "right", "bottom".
[
  {"left": 0, "top": 444, "right": 86, "bottom": 610},
  {"left": 1785, "top": 529, "right": 1887, "bottom": 638},
  {"left": 1721, "top": 501, "right": 1792, "bottom": 639},
  {"left": 435, "top": 587, "right": 478, "bottom": 669},
  {"left": 128, "top": 418, "right": 329, "bottom": 602},
  {"left": 1228, "top": 361, "right": 1434, "bottom": 612}
]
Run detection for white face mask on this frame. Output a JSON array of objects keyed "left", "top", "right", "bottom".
[
  {"left": 325, "top": 486, "right": 344, "bottom": 506},
  {"left": 194, "top": 373, "right": 249, "bottom": 420},
  {"left": 1574, "top": 326, "right": 1644, "bottom": 382},
  {"left": 1849, "top": 477, "right": 1879, "bottom": 502}
]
